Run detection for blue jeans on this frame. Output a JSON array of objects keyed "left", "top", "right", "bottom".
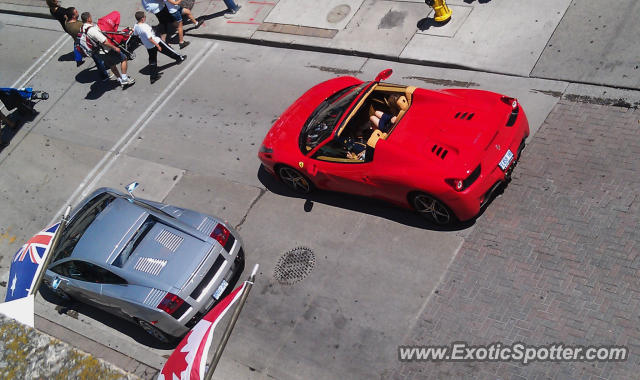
[
  {"left": 223, "top": 0, "right": 239, "bottom": 11},
  {"left": 90, "top": 52, "right": 110, "bottom": 78}
]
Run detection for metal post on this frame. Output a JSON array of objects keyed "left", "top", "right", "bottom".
[
  {"left": 204, "top": 264, "right": 259, "bottom": 380},
  {"left": 31, "top": 206, "right": 71, "bottom": 296}
]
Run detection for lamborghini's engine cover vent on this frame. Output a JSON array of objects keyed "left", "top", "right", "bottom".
[{"left": 134, "top": 257, "right": 167, "bottom": 276}]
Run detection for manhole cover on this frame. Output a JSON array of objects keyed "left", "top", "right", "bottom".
[
  {"left": 327, "top": 5, "right": 351, "bottom": 24},
  {"left": 274, "top": 247, "right": 315, "bottom": 285}
]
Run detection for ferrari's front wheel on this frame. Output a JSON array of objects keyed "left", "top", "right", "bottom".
[
  {"left": 137, "top": 319, "right": 172, "bottom": 344},
  {"left": 277, "top": 165, "right": 314, "bottom": 194},
  {"left": 410, "top": 193, "right": 455, "bottom": 226}
]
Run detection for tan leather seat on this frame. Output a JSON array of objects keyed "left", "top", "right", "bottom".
[
  {"left": 367, "top": 129, "right": 387, "bottom": 148},
  {"left": 396, "top": 95, "right": 409, "bottom": 119}
]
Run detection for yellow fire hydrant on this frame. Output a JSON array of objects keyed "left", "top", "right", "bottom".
[{"left": 425, "top": 0, "right": 452, "bottom": 23}]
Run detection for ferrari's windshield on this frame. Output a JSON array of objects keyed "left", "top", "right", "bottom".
[{"left": 299, "top": 82, "right": 368, "bottom": 153}]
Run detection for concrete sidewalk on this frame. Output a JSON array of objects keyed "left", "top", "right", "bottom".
[{"left": 1, "top": 0, "right": 638, "bottom": 91}]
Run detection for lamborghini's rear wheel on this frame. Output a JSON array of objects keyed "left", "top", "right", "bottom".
[
  {"left": 277, "top": 166, "right": 314, "bottom": 194},
  {"left": 137, "top": 319, "right": 171, "bottom": 344},
  {"left": 411, "top": 193, "right": 455, "bottom": 226}
]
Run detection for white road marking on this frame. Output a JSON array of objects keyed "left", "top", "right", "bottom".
[{"left": 49, "top": 42, "right": 219, "bottom": 224}]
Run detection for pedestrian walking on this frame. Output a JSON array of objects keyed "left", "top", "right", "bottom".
[
  {"left": 46, "top": 0, "right": 67, "bottom": 29},
  {"left": 223, "top": 0, "right": 242, "bottom": 18},
  {"left": 163, "top": 0, "right": 191, "bottom": 49},
  {"left": 134, "top": 11, "right": 187, "bottom": 84},
  {"left": 46, "top": 0, "right": 87, "bottom": 66},
  {"left": 80, "top": 12, "right": 135, "bottom": 88},
  {"left": 141, "top": 0, "right": 172, "bottom": 42},
  {"left": 66, "top": 7, "right": 112, "bottom": 79}
]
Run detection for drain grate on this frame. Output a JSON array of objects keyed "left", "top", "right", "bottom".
[{"left": 274, "top": 247, "right": 315, "bottom": 285}]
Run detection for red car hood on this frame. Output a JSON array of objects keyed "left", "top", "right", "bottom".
[
  {"left": 262, "top": 76, "right": 363, "bottom": 152},
  {"left": 389, "top": 88, "right": 513, "bottom": 174}
]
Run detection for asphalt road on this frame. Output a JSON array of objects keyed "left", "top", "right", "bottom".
[{"left": 0, "top": 11, "right": 627, "bottom": 380}]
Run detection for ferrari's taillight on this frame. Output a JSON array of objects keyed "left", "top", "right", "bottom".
[
  {"left": 446, "top": 165, "right": 481, "bottom": 192},
  {"left": 501, "top": 96, "right": 520, "bottom": 127},
  {"left": 446, "top": 178, "right": 465, "bottom": 192},
  {"left": 501, "top": 96, "right": 518, "bottom": 109},
  {"left": 211, "top": 223, "right": 230, "bottom": 247},
  {"left": 157, "top": 292, "right": 184, "bottom": 315},
  {"left": 259, "top": 145, "right": 273, "bottom": 154}
]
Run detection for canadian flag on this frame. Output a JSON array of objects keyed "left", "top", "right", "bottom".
[{"left": 158, "top": 281, "right": 247, "bottom": 380}]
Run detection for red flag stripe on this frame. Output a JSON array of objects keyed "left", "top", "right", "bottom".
[{"left": 159, "top": 281, "right": 247, "bottom": 380}]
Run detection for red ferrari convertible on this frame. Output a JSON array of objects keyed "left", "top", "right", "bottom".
[{"left": 258, "top": 69, "right": 529, "bottom": 225}]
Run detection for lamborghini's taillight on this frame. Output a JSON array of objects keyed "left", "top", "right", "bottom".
[
  {"left": 211, "top": 223, "right": 230, "bottom": 247},
  {"left": 157, "top": 292, "right": 184, "bottom": 315}
]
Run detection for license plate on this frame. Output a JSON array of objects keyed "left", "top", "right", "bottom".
[
  {"left": 213, "top": 279, "right": 229, "bottom": 300},
  {"left": 498, "top": 149, "right": 514, "bottom": 171}
]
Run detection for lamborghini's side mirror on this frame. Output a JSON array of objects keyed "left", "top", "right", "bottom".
[{"left": 125, "top": 182, "right": 139, "bottom": 200}]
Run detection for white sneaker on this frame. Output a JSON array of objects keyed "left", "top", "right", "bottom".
[
  {"left": 119, "top": 77, "right": 136, "bottom": 88},
  {"left": 224, "top": 5, "right": 242, "bottom": 18}
]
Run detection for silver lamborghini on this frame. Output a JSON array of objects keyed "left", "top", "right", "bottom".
[{"left": 43, "top": 184, "right": 245, "bottom": 343}]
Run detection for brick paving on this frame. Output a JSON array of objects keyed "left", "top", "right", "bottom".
[{"left": 394, "top": 100, "right": 640, "bottom": 379}]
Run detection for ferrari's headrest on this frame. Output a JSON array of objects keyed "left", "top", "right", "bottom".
[{"left": 397, "top": 96, "right": 409, "bottom": 111}]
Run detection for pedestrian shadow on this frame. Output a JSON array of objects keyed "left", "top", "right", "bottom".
[
  {"left": 194, "top": 10, "right": 227, "bottom": 23},
  {"left": 256, "top": 165, "right": 475, "bottom": 231},
  {"left": 57, "top": 51, "right": 76, "bottom": 62},
  {"left": 464, "top": 0, "right": 492, "bottom": 3},
  {"left": 0, "top": 110, "right": 37, "bottom": 149},
  {"left": 137, "top": 60, "right": 183, "bottom": 82},
  {"left": 84, "top": 78, "right": 121, "bottom": 100}
]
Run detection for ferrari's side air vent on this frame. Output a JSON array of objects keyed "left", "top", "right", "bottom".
[
  {"left": 454, "top": 111, "right": 475, "bottom": 121},
  {"left": 135, "top": 257, "right": 167, "bottom": 276},
  {"left": 431, "top": 144, "right": 449, "bottom": 160},
  {"left": 197, "top": 217, "right": 217, "bottom": 235},
  {"left": 155, "top": 229, "right": 183, "bottom": 252}
]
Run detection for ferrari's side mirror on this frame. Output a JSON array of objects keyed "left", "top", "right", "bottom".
[
  {"left": 125, "top": 181, "right": 139, "bottom": 200},
  {"left": 375, "top": 69, "right": 393, "bottom": 82}
]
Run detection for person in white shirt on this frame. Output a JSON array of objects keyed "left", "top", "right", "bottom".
[
  {"left": 164, "top": 0, "right": 202, "bottom": 49},
  {"left": 141, "top": 0, "right": 172, "bottom": 42},
  {"left": 133, "top": 11, "right": 186, "bottom": 83},
  {"left": 80, "top": 12, "right": 135, "bottom": 87}
]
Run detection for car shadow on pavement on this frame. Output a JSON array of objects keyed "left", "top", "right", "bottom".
[
  {"left": 38, "top": 286, "right": 178, "bottom": 350},
  {"left": 257, "top": 165, "right": 475, "bottom": 232}
]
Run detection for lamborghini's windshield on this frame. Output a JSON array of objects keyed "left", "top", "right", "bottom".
[
  {"left": 299, "top": 82, "right": 368, "bottom": 153},
  {"left": 51, "top": 193, "right": 115, "bottom": 262}
]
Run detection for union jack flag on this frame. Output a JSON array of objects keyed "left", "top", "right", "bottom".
[
  {"left": 13, "top": 224, "right": 58, "bottom": 264},
  {"left": 5, "top": 223, "right": 59, "bottom": 302}
]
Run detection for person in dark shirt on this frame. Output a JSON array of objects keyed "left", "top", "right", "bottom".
[{"left": 46, "top": 0, "right": 67, "bottom": 29}]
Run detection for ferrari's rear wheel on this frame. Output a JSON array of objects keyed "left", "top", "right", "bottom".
[
  {"left": 137, "top": 319, "right": 171, "bottom": 344},
  {"left": 411, "top": 193, "right": 454, "bottom": 226},
  {"left": 277, "top": 166, "right": 314, "bottom": 194}
]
